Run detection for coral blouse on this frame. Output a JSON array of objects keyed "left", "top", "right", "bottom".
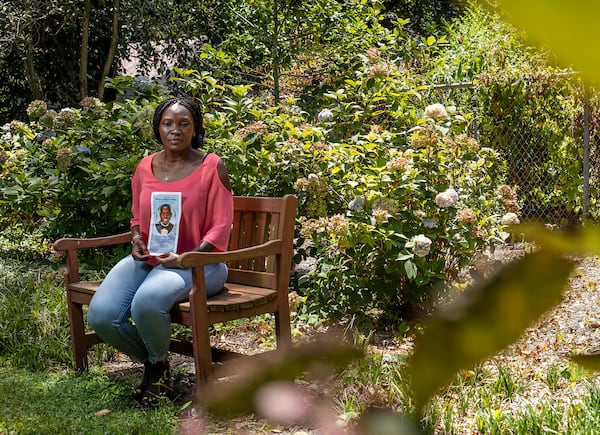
[{"left": 130, "top": 152, "right": 233, "bottom": 264}]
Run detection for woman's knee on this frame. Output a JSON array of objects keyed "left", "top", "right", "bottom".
[
  {"left": 130, "top": 285, "right": 172, "bottom": 322},
  {"left": 130, "top": 295, "right": 161, "bottom": 319},
  {"left": 87, "top": 301, "right": 118, "bottom": 332}
]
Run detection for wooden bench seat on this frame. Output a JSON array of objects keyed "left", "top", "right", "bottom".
[
  {"left": 66, "top": 281, "right": 278, "bottom": 314},
  {"left": 53, "top": 195, "right": 297, "bottom": 394}
]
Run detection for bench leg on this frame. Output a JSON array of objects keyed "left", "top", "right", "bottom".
[
  {"left": 191, "top": 314, "right": 213, "bottom": 399},
  {"left": 68, "top": 299, "right": 89, "bottom": 370},
  {"left": 275, "top": 306, "right": 292, "bottom": 352}
]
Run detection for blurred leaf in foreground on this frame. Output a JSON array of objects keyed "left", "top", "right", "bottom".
[
  {"left": 571, "top": 354, "right": 600, "bottom": 372},
  {"left": 520, "top": 223, "right": 600, "bottom": 256},
  {"left": 198, "top": 339, "right": 362, "bottom": 418},
  {"left": 357, "top": 408, "right": 425, "bottom": 435},
  {"left": 409, "top": 248, "right": 575, "bottom": 413},
  {"left": 487, "top": 0, "right": 600, "bottom": 83}
]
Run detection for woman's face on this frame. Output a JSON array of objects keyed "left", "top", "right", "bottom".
[{"left": 158, "top": 103, "right": 195, "bottom": 151}]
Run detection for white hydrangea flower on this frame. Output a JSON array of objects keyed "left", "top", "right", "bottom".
[
  {"left": 447, "top": 188, "right": 458, "bottom": 202},
  {"left": 501, "top": 212, "right": 520, "bottom": 225},
  {"left": 348, "top": 195, "right": 365, "bottom": 211},
  {"left": 413, "top": 210, "right": 426, "bottom": 219},
  {"left": 435, "top": 188, "right": 459, "bottom": 208},
  {"left": 317, "top": 108, "right": 333, "bottom": 122},
  {"left": 423, "top": 219, "right": 438, "bottom": 229},
  {"left": 424, "top": 103, "right": 449, "bottom": 121},
  {"left": 412, "top": 234, "right": 432, "bottom": 257}
]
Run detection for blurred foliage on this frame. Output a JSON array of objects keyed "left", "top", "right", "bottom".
[
  {"left": 409, "top": 245, "right": 574, "bottom": 413},
  {"left": 186, "top": 225, "right": 581, "bottom": 433},
  {"left": 487, "top": 0, "right": 600, "bottom": 86}
]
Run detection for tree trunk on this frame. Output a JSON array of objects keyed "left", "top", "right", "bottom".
[
  {"left": 98, "top": 0, "right": 120, "bottom": 100},
  {"left": 24, "top": 39, "right": 44, "bottom": 100},
  {"left": 80, "top": 0, "right": 91, "bottom": 98},
  {"left": 21, "top": 0, "right": 43, "bottom": 100},
  {"left": 272, "top": 0, "right": 280, "bottom": 105}
]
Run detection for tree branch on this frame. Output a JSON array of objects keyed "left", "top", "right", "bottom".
[
  {"left": 79, "top": 0, "right": 91, "bottom": 98},
  {"left": 98, "top": 0, "right": 120, "bottom": 100}
]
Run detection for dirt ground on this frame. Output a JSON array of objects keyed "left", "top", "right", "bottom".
[{"left": 103, "top": 243, "right": 600, "bottom": 434}]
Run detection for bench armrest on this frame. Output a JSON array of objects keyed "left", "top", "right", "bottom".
[
  {"left": 53, "top": 232, "right": 133, "bottom": 252},
  {"left": 178, "top": 239, "right": 283, "bottom": 268},
  {"left": 179, "top": 239, "right": 283, "bottom": 268}
]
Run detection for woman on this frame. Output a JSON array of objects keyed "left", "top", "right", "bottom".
[{"left": 87, "top": 97, "right": 233, "bottom": 405}]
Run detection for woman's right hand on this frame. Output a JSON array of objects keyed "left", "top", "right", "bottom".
[{"left": 131, "top": 237, "right": 149, "bottom": 261}]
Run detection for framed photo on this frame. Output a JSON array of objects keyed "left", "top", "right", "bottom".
[{"left": 147, "top": 191, "right": 181, "bottom": 255}]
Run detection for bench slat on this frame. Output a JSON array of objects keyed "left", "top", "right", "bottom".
[{"left": 66, "top": 281, "right": 277, "bottom": 314}]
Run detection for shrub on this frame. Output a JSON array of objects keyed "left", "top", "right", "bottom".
[
  {"left": 295, "top": 102, "right": 510, "bottom": 319},
  {"left": 0, "top": 96, "right": 161, "bottom": 240},
  {"left": 1, "top": 70, "right": 514, "bottom": 320}
]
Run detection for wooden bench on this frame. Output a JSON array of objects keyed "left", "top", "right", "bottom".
[{"left": 52, "top": 195, "right": 297, "bottom": 393}]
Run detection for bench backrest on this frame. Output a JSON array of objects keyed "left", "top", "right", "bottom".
[{"left": 225, "top": 195, "right": 296, "bottom": 289}]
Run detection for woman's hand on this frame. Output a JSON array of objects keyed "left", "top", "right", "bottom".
[
  {"left": 131, "top": 236, "right": 150, "bottom": 261},
  {"left": 155, "top": 252, "right": 181, "bottom": 268}
]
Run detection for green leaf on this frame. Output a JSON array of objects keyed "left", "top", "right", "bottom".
[
  {"left": 408, "top": 249, "right": 574, "bottom": 414},
  {"left": 571, "top": 354, "right": 600, "bottom": 372},
  {"left": 102, "top": 186, "right": 116, "bottom": 196},
  {"left": 489, "top": 0, "right": 600, "bottom": 83},
  {"left": 404, "top": 260, "right": 417, "bottom": 279},
  {"left": 522, "top": 224, "right": 600, "bottom": 256}
]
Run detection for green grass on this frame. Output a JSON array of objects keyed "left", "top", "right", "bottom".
[
  {"left": 425, "top": 363, "right": 600, "bottom": 434},
  {"left": 0, "top": 361, "right": 180, "bottom": 434},
  {"left": 329, "top": 330, "right": 600, "bottom": 435},
  {"left": 6, "top": 254, "right": 600, "bottom": 433},
  {"left": 0, "top": 259, "right": 73, "bottom": 370},
  {"left": 0, "top": 256, "right": 184, "bottom": 434}
]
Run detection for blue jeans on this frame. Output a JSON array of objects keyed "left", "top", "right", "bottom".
[{"left": 87, "top": 255, "right": 227, "bottom": 364}]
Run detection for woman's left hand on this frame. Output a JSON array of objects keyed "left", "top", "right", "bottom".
[{"left": 156, "top": 252, "right": 181, "bottom": 268}]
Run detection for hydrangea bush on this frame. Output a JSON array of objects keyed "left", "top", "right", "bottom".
[
  {"left": 1, "top": 70, "right": 517, "bottom": 318},
  {"left": 174, "top": 62, "right": 518, "bottom": 318},
  {"left": 293, "top": 102, "right": 513, "bottom": 319},
  {"left": 0, "top": 95, "right": 161, "bottom": 243}
]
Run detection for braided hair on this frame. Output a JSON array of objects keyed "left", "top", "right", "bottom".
[{"left": 153, "top": 97, "right": 205, "bottom": 149}]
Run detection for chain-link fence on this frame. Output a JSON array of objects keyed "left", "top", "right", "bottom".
[
  {"left": 584, "top": 93, "right": 600, "bottom": 222},
  {"left": 424, "top": 76, "right": 597, "bottom": 226}
]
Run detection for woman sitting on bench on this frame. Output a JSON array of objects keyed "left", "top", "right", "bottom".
[{"left": 87, "top": 97, "right": 234, "bottom": 406}]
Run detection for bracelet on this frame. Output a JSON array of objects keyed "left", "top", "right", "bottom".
[{"left": 131, "top": 235, "right": 144, "bottom": 245}]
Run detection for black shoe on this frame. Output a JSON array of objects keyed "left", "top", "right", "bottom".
[
  {"left": 142, "top": 359, "right": 172, "bottom": 407},
  {"left": 133, "top": 360, "right": 152, "bottom": 402}
]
